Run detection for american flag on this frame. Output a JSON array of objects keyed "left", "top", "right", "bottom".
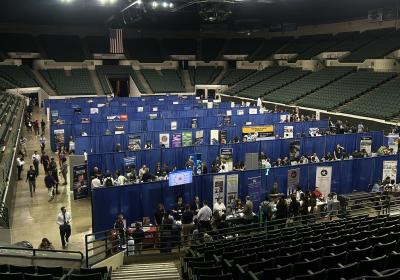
[{"left": 109, "top": 28, "right": 124, "bottom": 54}]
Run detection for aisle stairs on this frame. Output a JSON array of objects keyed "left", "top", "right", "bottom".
[{"left": 112, "top": 262, "right": 180, "bottom": 280}]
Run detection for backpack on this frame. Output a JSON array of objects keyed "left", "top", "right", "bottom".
[{"left": 105, "top": 177, "right": 114, "bottom": 186}]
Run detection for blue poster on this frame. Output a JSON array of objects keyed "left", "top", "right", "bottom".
[{"left": 247, "top": 175, "right": 262, "bottom": 206}]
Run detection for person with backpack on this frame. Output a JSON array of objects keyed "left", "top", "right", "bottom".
[{"left": 103, "top": 173, "right": 115, "bottom": 187}]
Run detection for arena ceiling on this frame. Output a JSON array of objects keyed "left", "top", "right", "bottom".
[{"left": 0, "top": 0, "right": 397, "bottom": 30}]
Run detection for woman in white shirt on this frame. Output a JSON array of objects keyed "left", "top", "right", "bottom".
[{"left": 213, "top": 198, "right": 226, "bottom": 216}]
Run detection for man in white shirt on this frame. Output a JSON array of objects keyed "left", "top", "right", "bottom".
[
  {"left": 83, "top": 150, "right": 88, "bottom": 162},
  {"left": 197, "top": 201, "right": 212, "bottom": 232},
  {"left": 91, "top": 176, "right": 102, "bottom": 188},
  {"left": 31, "top": 151, "right": 41, "bottom": 176},
  {"left": 56, "top": 206, "right": 72, "bottom": 249},
  {"left": 16, "top": 155, "right": 25, "bottom": 180},
  {"left": 138, "top": 165, "right": 147, "bottom": 180},
  {"left": 19, "top": 136, "right": 27, "bottom": 155},
  {"left": 68, "top": 137, "right": 75, "bottom": 154},
  {"left": 213, "top": 198, "right": 226, "bottom": 216},
  {"left": 39, "top": 135, "right": 46, "bottom": 153}
]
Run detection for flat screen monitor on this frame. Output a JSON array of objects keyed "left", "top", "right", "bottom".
[{"left": 168, "top": 170, "right": 193, "bottom": 187}]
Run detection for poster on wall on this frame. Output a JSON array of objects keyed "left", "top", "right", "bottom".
[
  {"left": 242, "top": 126, "right": 274, "bottom": 141},
  {"left": 137, "top": 107, "right": 143, "bottom": 112},
  {"left": 287, "top": 168, "right": 300, "bottom": 196},
  {"left": 182, "top": 131, "right": 192, "bottom": 147},
  {"left": 383, "top": 160, "right": 397, "bottom": 183},
  {"left": 315, "top": 166, "right": 332, "bottom": 196},
  {"left": 120, "top": 114, "right": 128, "bottom": 121},
  {"left": 51, "top": 110, "right": 59, "bottom": 124},
  {"left": 172, "top": 133, "right": 182, "bottom": 148},
  {"left": 280, "top": 114, "right": 290, "bottom": 123},
  {"left": 128, "top": 135, "right": 141, "bottom": 151},
  {"left": 195, "top": 130, "right": 204, "bottom": 145},
  {"left": 237, "top": 109, "right": 244, "bottom": 116},
  {"left": 54, "top": 129, "right": 65, "bottom": 148},
  {"left": 73, "top": 164, "right": 89, "bottom": 200},
  {"left": 171, "top": 121, "right": 177, "bottom": 130},
  {"left": 222, "top": 116, "right": 232, "bottom": 126},
  {"left": 212, "top": 175, "right": 225, "bottom": 205},
  {"left": 115, "top": 125, "right": 125, "bottom": 135},
  {"left": 289, "top": 140, "right": 301, "bottom": 161},
  {"left": 284, "top": 126, "right": 294, "bottom": 139},
  {"left": 81, "top": 118, "right": 91, "bottom": 124},
  {"left": 360, "top": 136, "right": 372, "bottom": 155},
  {"left": 90, "top": 108, "right": 99, "bottom": 114},
  {"left": 249, "top": 108, "right": 258, "bottom": 115},
  {"left": 159, "top": 133, "right": 170, "bottom": 148},
  {"left": 226, "top": 174, "right": 238, "bottom": 206},
  {"left": 123, "top": 156, "right": 136, "bottom": 170},
  {"left": 220, "top": 148, "right": 233, "bottom": 171},
  {"left": 210, "top": 130, "right": 219, "bottom": 145},
  {"left": 247, "top": 176, "right": 262, "bottom": 206},
  {"left": 219, "top": 130, "right": 227, "bottom": 144},
  {"left": 388, "top": 134, "right": 399, "bottom": 154},
  {"left": 309, "top": 128, "right": 321, "bottom": 137},
  {"left": 191, "top": 118, "right": 198, "bottom": 128}
]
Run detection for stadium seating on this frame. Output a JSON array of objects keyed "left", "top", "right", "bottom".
[
  {"left": 39, "top": 35, "right": 85, "bottom": 62},
  {"left": 0, "top": 65, "right": 38, "bottom": 88},
  {"left": 293, "top": 34, "right": 347, "bottom": 61},
  {"left": 265, "top": 67, "right": 355, "bottom": 104},
  {"left": 141, "top": 69, "right": 185, "bottom": 93},
  {"left": 224, "top": 38, "right": 264, "bottom": 56},
  {"left": 0, "top": 33, "right": 39, "bottom": 53},
  {"left": 95, "top": 65, "right": 145, "bottom": 94},
  {"left": 338, "top": 75, "right": 400, "bottom": 120},
  {"left": 276, "top": 34, "right": 331, "bottom": 55},
  {"left": 188, "top": 66, "right": 223, "bottom": 85},
  {"left": 219, "top": 69, "right": 256, "bottom": 86},
  {"left": 85, "top": 36, "right": 110, "bottom": 55},
  {"left": 0, "top": 76, "right": 17, "bottom": 90},
  {"left": 125, "top": 38, "right": 165, "bottom": 63},
  {"left": 237, "top": 68, "right": 310, "bottom": 99},
  {"left": 225, "top": 67, "right": 287, "bottom": 96},
  {"left": 201, "top": 38, "right": 226, "bottom": 62},
  {"left": 250, "top": 37, "right": 293, "bottom": 61},
  {"left": 296, "top": 70, "right": 395, "bottom": 110},
  {"left": 164, "top": 38, "right": 197, "bottom": 56},
  {"left": 41, "top": 69, "right": 96, "bottom": 95}
]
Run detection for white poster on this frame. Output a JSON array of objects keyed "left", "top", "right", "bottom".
[
  {"left": 226, "top": 174, "right": 238, "bottom": 206},
  {"left": 213, "top": 175, "right": 225, "bottom": 205},
  {"left": 316, "top": 166, "right": 332, "bottom": 196},
  {"left": 90, "top": 108, "right": 99, "bottom": 114},
  {"left": 171, "top": 121, "right": 177, "bottom": 130},
  {"left": 137, "top": 107, "right": 143, "bottom": 112},
  {"left": 152, "top": 107, "right": 158, "bottom": 112},
  {"left": 237, "top": 109, "right": 244, "bottom": 116},
  {"left": 249, "top": 108, "right": 258, "bottom": 115},
  {"left": 383, "top": 160, "right": 397, "bottom": 183},
  {"left": 280, "top": 114, "right": 290, "bottom": 123},
  {"left": 287, "top": 168, "right": 300, "bottom": 196},
  {"left": 159, "top": 133, "right": 170, "bottom": 148},
  {"left": 173, "top": 101, "right": 179, "bottom": 105},
  {"left": 231, "top": 102, "right": 235, "bottom": 108},
  {"left": 388, "top": 134, "right": 399, "bottom": 154},
  {"left": 309, "top": 127, "right": 320, "bottom": 137},
  {"left": 360, "top": 136, "right": 372, "bottom": 155},
  {"left": 226, "top": 110, "right": 232, "bottom": 116},
  {"left": 210, "top": 129, "right": 219, "bottom": 145},
  {"left": 284, "top": 126, "right": 294, "bottom": 139}
]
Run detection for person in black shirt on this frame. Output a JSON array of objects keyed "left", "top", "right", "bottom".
[
  {"left": 201, "top": 162, "right": 208, "bottom": 175},
  {"left": 288, "top": 195, "right": 300, "bottom": 221},
  {"left": 114, "top": 214, "right": 125, "bottom": 245},
  {"left": 172, "top": 196, "right": 185, "bottom": 220},
  {"left": 191, "top": 196, "right": 201, "bottom": 214},
  {"left": 131, "top": 223, "right": 145, "bottom": 255},
  {"left": 155, "top": 163, "right": 163, "bottom": 178},
  {"left": 26, "top": 166, "right": 37, "bottom": 197},
  {"left": 181, "top": 205, "right": 194, "bottom": 246},
  {"left": 154, "top": 203, "right": 165, "bottom": 226},
  {"left": 142, "top": 168, "right": 155, "bottom": 182}
]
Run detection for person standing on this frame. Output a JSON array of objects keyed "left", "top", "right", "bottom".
[
  {"left": 31, "top": 151, "right": 41, "bottom": 176},
  {"left": 39, "top": 134, "right": 46, "bottom": 153},
  {"left": 40, "top": 119, "right": 46, "bottom": 135},
  {"left": 60, "top": 158, "right": 68, "bottom": 185},
  {"left": 41, "top": 151, "right": 50, "bottom": 174},
  {"left": 243, "top": 196, "right": 254, "bottom": 224},
  {"left": 44, "top": 171, "right": 56, "bottom": 202},
  {"left": 16, "top": 155, "right": 25, "bottom": 180},
  {"left": 26, "top": 166, "right": 37, "bottom": 197},
  {"left": 33, "top": 120, "right": 40, "bottom": 135},
  {"left": 131, "top": 223, "right": 145, "bottom": 255},
  {"left": 197, "top": 201, "right": 212, "bottom": 232},
  {"left": 49, "top": 158, "right": 59, "bottom": 194},
  {"left": 19, "top": 136, "right": 27, "bottom": 156},
  {"left": 181, "top": 205, "right": 194, "bottom": 246},
  {"left": 56, "top": 206, "right": 72, "bottom": 249}
]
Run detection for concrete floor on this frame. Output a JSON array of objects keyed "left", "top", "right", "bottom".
[{"left": 10, "top": 106, "right": 92, "bottom": 253}]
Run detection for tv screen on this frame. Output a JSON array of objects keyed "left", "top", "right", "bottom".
[{"left": 168, "top": 170, "right": 193, "bottom": 187}]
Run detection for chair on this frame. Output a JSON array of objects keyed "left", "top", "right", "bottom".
[
  {"left": 257, "top": 248, "right": 279, "bottom": 261},
  {"left": 275, "top": 252, "right": 300, "bottom": 266},
  {"left": 323, "top": 231, "right": 338, "bottom": 239},
  {"left": 369, "top": 234, "right": 389, "bottom": 246},
  {"left": 69, "top": 274, "right": 102, "bottom": 280},
  {"left": 385, "top": 252, "right": 400, "bottom": 269},
  {"left": 370, "top": 222, "right": 385, "bottom": 231},
  {"left": 357, "top": 255, "right": 387, "bottom": 276},
  {"left": 294, "top": 269, "right": 326, "bottom": 280},
  {"left": 280, "top": 244, "right": 302, "bottom": 255},
  {"left": 323, "top": 236, "right": 342, "bottom": 247},
  {"left": 360, "top": 229, "right": 378, "bottom": 239},
  {"left": 37, "top": 266, "right": 64, "bottom": 277},
  {"left": 378, "top": 225, "right": 396, "bottom": 235},
  {"left": 9, "top": 265, "right": 36, "bottom": 274},
  {"left": 325, "top": 242, "right": 347, "bottom": 255},
  {"left": 347, "top": 246, "right": 373, "bottom": 263},
  {"left": 24, "top": 274, "right": 54, "bottom": 280},
  {"left": 192, "top": 266, "right": 223, "bottom": 278},
  {"left": 262, "top": 264, "right": 293, "bottom": 280},
  {"left": 239, "top": 257, "right": 275, "bottom": 273},
  {"left": 301, "top": 248, "right": 324, "bottom": 261},
  {"left": 199, "top": 274, "right": 233, "bottom": 280},
  {"left": 303, "top": 235, "right": 321, "bottom": 243},
  {"left": 292, "top": 258, "right": 321, "bottom": 276},
  {"left": 0, "top": 264, "right": 8, "bottom": 273},
  {"left": 325, "top": 262, "right": 358, "bottom": 280},
  {"left": 231, "top": 253, "right": 257, "bottom": 266},
  {"left": 372, "top": 240, "right": 396, "bottom": 258},
  {"left": 243, "top": 246, "right": 263, "bottom": 255},
  {"left": 366, "top": 268, "right": 400, "bottom": 280},
  {"left": 0, "top": 273, "right": 24, "bottom": 280},
  {"left": 348, "top": 238, "right": 369, "bottom": 250},
  {"left": 320, "top": 251, "right": 347, "bottom": 269},
  {"left": 342, "top": 232, "right": 361, "bottom": 243},
  {"left": 302, "top": 240, "right": 323, "bottom": 250},
  {"left": 387, "top": 231, "right": 400, "bottom": 242},
  {"left": 284, "top": 238, "right": 302, "bottom": 247}
]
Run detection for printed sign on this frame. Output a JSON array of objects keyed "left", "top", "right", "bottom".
[
  {"left": 316, "top": 166, "right": 332, "bottom": 196},
  {"left": 284, "top": 126, "right": 294, "bottom": 139},
  {"left": 383, "top": 160, "right": 397, "bottom": 183},
  {"left": 210, "top": 130, "right": 219, "bottom": 145},
  {"left": 73, "top": 164, "right": 89, "bottom": 200},
  {"left": 287, "top": 168, "right": 300, "bottom": 196},
  {"left": 171, "top": 121, "right": 177, "bottom": 130},
  {"left": 226, "top": 174, "right": 238, "bottom": 206},
  {"left": 128, "top": 135, "right": 141, "bottom": 151},
  {"left": 220, "top": 148, "right": 233, "bottom": 171},
  {"left": 172, "top": 133, "right": 182, "bottom": 148},
  {"left": 159, "top": 133, "right": 170, "bottom": 148},
  {"left": 242, "top": 125, "right": 274, "bottom": 141},
  {"left": 213, "top": 175, "right": 225, "bottom": 205},
  {"left": 360, "top": 136, "right": 372, "bottom": 155},
  {"left": 195, "top": 130, "right": 204, "bottom": 145},
  {"left": 182, "top": 131, "right": 192, "bottom": 147}
]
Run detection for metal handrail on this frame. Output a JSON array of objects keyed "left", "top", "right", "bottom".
[{"left": 0, "top": 245, "right": 84, "bottom": 261}]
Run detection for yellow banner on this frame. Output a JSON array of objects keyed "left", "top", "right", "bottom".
[{"left": 242, "top": 125, "right": 274, "bottom": 134}]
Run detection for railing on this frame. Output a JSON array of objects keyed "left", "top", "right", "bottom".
[
  {"left": 84, "top": 192, "right": 400, "bottom": 267},
  {"left": 0, "top": 202, "right": 9, "bottom": 228},
  {"left": 0, "top": 245, "right": 84, "bottom": 262}
]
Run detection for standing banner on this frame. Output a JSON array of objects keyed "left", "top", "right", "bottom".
[
  {"left": 248, "top": 176, "right": 262, "bottom": 206},
  {"left": 195, "top": 130, "right": 204, "bottom": 145},
  {"left": 220, "top": 148, "right": 233, "bottom": 171},
  {"left": 191, "top": 118, "right": 198, "bottom": 128},
  {"left": 226, "top": 174, "right": 239, "bottom": 206},
  {"left": 182, "top": 131, "right": 192, "bottom": 147},
  {"left": 316, "top": 166, "right": 332, "bottom": 196},
  {"left": 289, "top": 140, "right": 301, "bottom": 161},
  {"left": 54, "top": 129, "right": 65, "bottom": 148},
  {"left": 115, "top": 125, "right": 125, "bottom": 135},
  {"left": 171, "top": 121, "right": 177, "bottom": 130},
  {"left": 210, "top": 129, "right": 219, "bottom": 145},
  {"left": 242, "top": 126, "right": 274, "bottom": 141},
  {"left": 213, "top": 175, "right": 226, "bottom": 205},
  {"left": 383, "top": 160, "right": 397, "bottom": 183},
  {"left": 172, "top": 133, "right": 182, "bottom": 148},
  {"left": 219, "top": 130, "right": 227, "bottom": 143},
  {"left": 159, "top": 133, "right": 170, "bottom": 148},
  {"left": 388, "top": 134, "right": 399, "bottom": 154},
  {"left": 360, "top": 136, "right": 372, "bottom": 155},
  {"left": 73, "top": 164, "right": 89, "bottom": 200},
  {"left": 128, "top": 135, "right": 141, "bottom": 151},
  {"left": 284, "top": 126, "right": 294, "bottom": 139},
  {"left": 287, "top": 168, "right": 300, "bottom": 196}
]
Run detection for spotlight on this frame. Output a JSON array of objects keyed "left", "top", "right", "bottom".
[
  {"left": 162, "top": 1, "right": 168, "bottom": 8},
  {"left": 137, "top": 0, "right": 142, "bottom": 4},
  {"left": 169, "top": 2, "right": 174, "bottom": 8},
  {"left": 152, "top": 1, "right": 159, "bottom": 8}
]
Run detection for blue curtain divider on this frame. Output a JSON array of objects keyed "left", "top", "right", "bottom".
[{"left": 91, "top": 154, "right": 399, "bottom": 233}]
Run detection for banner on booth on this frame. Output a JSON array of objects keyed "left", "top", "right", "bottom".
[
  {"left": 120, "top": 114, "right": 128, "bottom": 121},
  {"left": 51, "top": 110, "right": 59, "bottom": 124},
  {"left": 248, "top": 176, "right": 262, "bottom": 205},
  {"left": 195, "top": 130, "right": 204, "bottom": 145},
  {"left": 182, "top": 132, "right": 192, "bottom": 147},
  {"left": 360, "top": 136, "right": 372, "bottom": 155},
  {"left": 210, "top": 129, "right": 219, "bottom": 145},
  {"left": 213, "top": 175, "right": 225, "bottom": 205},
  {"left": 73, "top": 164, "right": 89, "bottom": 200},
  {"left": 123, "top": 156, "right": 136, "bottom": 167},
  {"left": 388, "top": 134, "right": 399, "bottom": 154},
  {"left": 137, "top": 107, "right": 143, "bottom": 112},
  {"left": 249, "top": 108, "right": 258, "bottom": 115},
  {"left": 90, "top": 108, "right": 99, "bottom": 114},
  {"left": 309, "top": 128, "right": 320, "bottom": 137},
  {"left": 219, "top": 130, "right": 227, "bottom": 144},
  {"left": 191, "top": 118, "right": 198, "bottom": 128},
  {"left": 287, "top": 168, "right": 300, "bottom": 196},
  {"left": 242, "top": 125, "right": 274, "bottom": 141},
  {"left": 81, "top": 117, "right": 90, "bottom": 124},
  {"left": 280, "top": 115, "right": 290, "bottom": 123},
  {"left": 289, "top": 140, "right": 301, "bottom": 161},
  {"left": 316, "top": 166, "right": 332, "bottom": 196},
  {"left": 284, "top": 126, "right": 294, "bottom": 139},
  {"left": 237, "top": 109, "right": 244, "bottom": 116},
  {"left": 107, "top": 115, "right": 128, "bottom": 121},
  {"left": 171, "top": 121, "right": 177, "bottom": 130},
  {"left": 97, "top": 103, "right": 106, "bottom": 108},
  {"left": 128, "top": 135, "right": 141, "bottom": 151},
  {"left": 54, "top": 129, "right": 65, "bottom": 148},
  {"left": 226, "top": 174, "right": 238, "bottom": 206},
  {"left": 115, "top": 125, "right": 125, "bottom": 135},
  {"left": 220, "top": 148, "right": 233, "bottom": 171},
  {"left": 383, "top": 160, "right": 397, "bottom": 183},
  {"left": 172, "top": 133, "right": 182, "bottom": 148},
  {"left": 222, "top": 116, "right": 232, "bottom": 126},
  {"left": 159, "top": 133, "right": 170, "bottom": 148}
]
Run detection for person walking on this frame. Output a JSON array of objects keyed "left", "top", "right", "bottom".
[
  {"left": 16, "top": 155, "right": 25, "bottom": 180},
  {"left": 39, "top": 134, "right": 46, "bottom": 153},
  {"left": 49, "top": 158, "right": 59, "bottom": 195},
  {"left": 56, "top": 206, "right": 72, "bottom": 249},
  {"left": 40, "top": 119, "right": 46, "bottom": 134},
  {"left": 19, "top": 136, "right": 27, "bottom": 156},
  {"left": 33, "top": 120, "right": 40, "bottom": 135},
  {"left": 44, "top": 171, "right": 56, "bottom": 202},
  {"left": 31, "top": 151, "right": 41, "bottom": 176},
  {"left": 26, "top": 166, "right": 37, "bottom": 197},
  {"left": 41, "top": 151, "right": 50, "bottom": 174},
  {"left": 60, "top": 158, "right": 68, "bottom": 185}
]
